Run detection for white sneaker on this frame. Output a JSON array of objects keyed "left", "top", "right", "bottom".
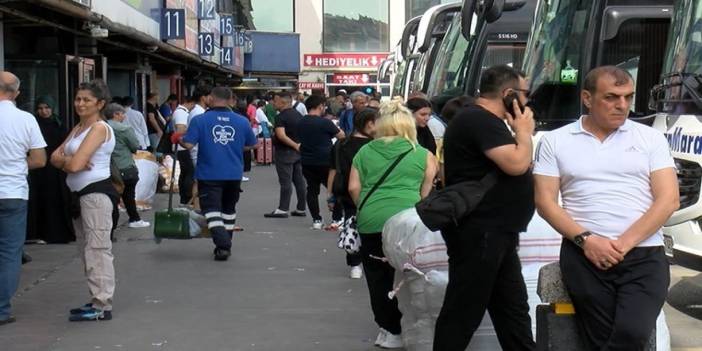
[
  {"left": 350, "top": 265, "right": 363, "bottom": 279},
  {"left": 128, "top": 220, "right": 151, "bottom": 228},
  {"left": 242, "top": 176, "right": 250, "bottom": 182},
  {"left": 374, "top": 329, "right": 388, "bottom": 346},
  {"left": 379, "top": 332, "right": 403, "bottom": 349},
  {"left": 311, "top": 220, "right": 323, "bottom": 230}
]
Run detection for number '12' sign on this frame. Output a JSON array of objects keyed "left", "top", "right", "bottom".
[{"left": 198, "top": 0, "right": 216, "bottom": 20}]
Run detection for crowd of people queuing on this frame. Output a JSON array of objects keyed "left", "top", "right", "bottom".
[{"left": 0, "top": 63, "right": 679, "bottom": 351}]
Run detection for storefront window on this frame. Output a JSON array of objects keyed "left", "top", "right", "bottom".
[
  {"left": 405, "top": 0, "right": 454, "bottom": 19},
  {"left": 323, "top": 0, "right": 389, "bottom": 52},
  {"left": 250, "top": 0, "right": 294, "bottom": 32}
]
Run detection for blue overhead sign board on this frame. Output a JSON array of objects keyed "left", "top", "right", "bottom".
[{"left": 160, "top": 9, "right": 186, "bottom": 40}]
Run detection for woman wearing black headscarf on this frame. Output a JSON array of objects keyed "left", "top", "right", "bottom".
[
  {"left": 406, "top": 97, "right": 437, "bottom": 155},
  {"left": 27, "top": 96, "right": 75, "bottom": 243}
]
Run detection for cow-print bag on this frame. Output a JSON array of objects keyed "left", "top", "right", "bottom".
[{"left": 337, "top": 149, "right": 412, "bottom": 254}]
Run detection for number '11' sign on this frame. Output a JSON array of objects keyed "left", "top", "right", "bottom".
[{"left": 160, "top": 9, "right": 185, "bottom": 40}]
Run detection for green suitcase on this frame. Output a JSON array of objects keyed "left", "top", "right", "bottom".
[{"left": 154, "top": 148, "right": 191, "bottom": 242}]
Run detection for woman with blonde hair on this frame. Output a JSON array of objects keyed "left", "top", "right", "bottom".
[{"left": 348, "top": 98, "right": 437, "bottom": 348}]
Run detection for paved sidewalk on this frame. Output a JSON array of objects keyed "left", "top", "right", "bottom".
[{"left": 2, "top": 165, "right": 378, "bottom": 351}]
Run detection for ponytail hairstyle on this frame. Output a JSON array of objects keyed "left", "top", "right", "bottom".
[
  {"left": 375, "top": 97, "right": 417, "bottom": 145},
  {"left": 77, "top": 79, "right": 111, "bottom": 113},
  {"left": 353, "top": 107, "right": 380, "bottom": 137}
]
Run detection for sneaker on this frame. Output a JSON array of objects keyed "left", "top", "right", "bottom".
[
  {"left": 128, "top": 220, "right": 151, "bottom": 228},
  {"left": 242, "top": 176, "right": 250, "bottom": 182},
  {"left": 264, "top": 209, "right": 289, "bottom": 218},
  {"left": 290, "top": 210, "right": 307, "bottom": 217},
  {"left": 214, "top": 248, "right": 231, "bottom": 261},
  {"left": 379, "top": 332, "right": 403, "bottom": 349},
  {"left": 21, "top": 252, "right": 32, "bottom": 265},
  {"left": 312, "top": 220, "right": 323, "bottom": 230},
  {"left": 374, "top": 328, "right": 388, "bottom": 346},
  {"left": 68, "top": 308, "right": 112, "bottom": 322},
  {"left": 0, "top": 316, "right": 16, "bottom": 326},
  {"left": 350, "top": 265, "right": 363, "bottom": 279},
  {"left": 136, "top": 204, "right": 152, "bottom": 211},
  {"left": 69, "top": 303, "right": 93, "bottom": 315}
]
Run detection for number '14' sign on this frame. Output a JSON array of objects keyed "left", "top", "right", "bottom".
[{"left": 221, "top": 47, "right": 234, "bottom": 66}]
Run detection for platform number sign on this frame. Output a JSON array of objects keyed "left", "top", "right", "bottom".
[
  {"left": 160, "top": 9, "right": 185, "bottom": 40},
  {"left": 220, "top": 15, "right": 234, "bottom": 36},
  {"left": 197, "top": 0, "right": 216, "bottom": 20},
  {"left": 234, "top": 30, "right": 246, "bottom": 47},
  {"left": 198, "top": 33, "right": 215, "bottom": 56},
  {"left": 221, "top": 47, "right": 234, "bottom": 66}
]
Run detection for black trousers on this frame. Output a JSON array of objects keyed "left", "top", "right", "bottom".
[
  {"left": 198, "top": 180, "right": 241, "bottom": 250},
  {"left": 274, "top": 156, "right": 306, "bottom": 212},
  {"left": 560, "top": 239, "right": 669, "bottom": 351},
  {"left": 121, "top": 177, "right": 140, "bottom": 223},
  {"left": 340, "top": 195, "right": 362, "bottom": 267},
  {"left": 360, "top": 233, "right": 402, "bottom": 335},
  {"left": 177, "top": 150, "right": 195, "bottom": 205},
  {"left": 434, "top": 226, "right": 535, "bottom": 351},
  {"left": 243, "top": 149, "right": 252, "bottom": 173},
  {"left": 302, "top": 164, "right": 329, "bottom": 221}
]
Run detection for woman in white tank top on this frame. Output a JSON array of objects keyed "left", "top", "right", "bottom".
[{"left": 50, "top": 80, "right": 117, "bottom": 322}]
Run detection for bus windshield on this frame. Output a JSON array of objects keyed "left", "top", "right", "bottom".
[
  {"left": 523, "top": 0, "right": 593, "bottom": 129},
  {"left": 656, "top": 0, "right": 702, "bottom": 115},
  {"left": 426, "top": 14, "right": 478, "bottom": 100}
]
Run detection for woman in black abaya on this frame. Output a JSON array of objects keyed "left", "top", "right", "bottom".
[{"left": 27, "top": 96, "right": 75, "bottom": 243}]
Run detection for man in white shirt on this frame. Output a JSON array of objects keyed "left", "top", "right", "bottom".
[
  {"left": 173, "top": 96, "right": 196, "bottom": 206},
  {"left": 0, "top": 71, "right": 47, "bottom": 326},
  {"left": 294, "top": 92, "right": 308, "bottom": 116},
  {"left": 188, "top": 86, "right": 211, "bottom": 166},
  {"left": 121, "top": 96, "right": 150, "bottom": 150},
  {"left": 534, "top": 66, "right": 679, "bottom": 350}
]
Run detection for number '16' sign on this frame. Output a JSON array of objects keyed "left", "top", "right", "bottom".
[{"left": 160, "top": 9, "right": 185, "bottom": 40}]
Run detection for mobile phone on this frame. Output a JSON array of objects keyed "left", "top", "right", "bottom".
[{"left": 503, "top": 92, "right": 525, "bottom": 117}]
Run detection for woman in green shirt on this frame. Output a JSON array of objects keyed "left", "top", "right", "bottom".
[
  {"left": 104, "top": 103, "right": 150, "bottom": 229},
  {"left": 348, "top": 98, "right": 437, "bottom": 348}
]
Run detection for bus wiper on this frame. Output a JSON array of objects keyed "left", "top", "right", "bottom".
[{"left": 649, "top": 72, "right": 702, "bottom": 111}]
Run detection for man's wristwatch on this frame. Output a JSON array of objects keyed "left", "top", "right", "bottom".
[{"left": 573, "top": 231, "right": 592, "bottom": 248}]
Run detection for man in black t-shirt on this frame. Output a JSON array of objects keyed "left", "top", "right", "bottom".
[
  {"left": 434, "top": 65, "right": 536, "bottom": 351},
  {"left": 297, "top": 95, "right": 345, "bottom": 229},
  {"left": 265, "top": 91, "right": 308, "bottom": 218}
]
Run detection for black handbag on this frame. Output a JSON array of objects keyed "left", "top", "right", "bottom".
[{"left": 415, "top": 171, "right": 498, "bottom": 231}]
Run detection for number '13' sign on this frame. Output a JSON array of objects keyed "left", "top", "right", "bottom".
[{"left": 198, "top": 33, "right": 214, "bottom": 56}]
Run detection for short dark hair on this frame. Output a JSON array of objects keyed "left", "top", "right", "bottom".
[
  {"left": 583, "top": 66, "right": 633, "bottom": 94},
  {"left": 122, "top": 96, "right": 134, "bottom": 106},
  {"left": 440, "top": 95, "right": 474, "bottom": 123},
  {"left": 305, "top": 94, "right": 325, "bottom": 111},
  {"left": 274, "top": 91, "right": 292, "bottom": 100},
  {"left": 353, "top": 108, "right": 380, "bottom": 134},
  {"left": 183, "top": 95, "right": 196, "bottom": 103},
  {"left": 210, "top": 86, "right": 232, "bottom": 101},
  {"left": 147, "top": 92, "right": 158, "bottom": 100},
  {"left": 192, "top": 85, "right": 212, "bottom": 102},
  {"left": 405, "top": 97, "right": 432, "bottom": 113},
  {"left": 78, "top": 79, "right": 110, "bottom": 104},
  {"left": 479, "top": 65, "right": 524, "bottom": 98}
]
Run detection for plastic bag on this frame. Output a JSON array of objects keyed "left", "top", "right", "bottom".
[{"left": 134, "top": 152, "right": 159, "bottom": 206}]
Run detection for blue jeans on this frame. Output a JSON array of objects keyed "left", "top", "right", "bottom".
[{"left": 0, "top": 199, "right": 28, "bottom": 319}]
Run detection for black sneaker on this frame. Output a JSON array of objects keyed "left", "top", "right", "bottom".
[
  {"left": 68, "top": 308, "right": 112, "bottom": 322},
  {"left": 69, "top": 303, "right": 93, "bottom": 315},
  {"left": 290, "top": 210, "right": 307, "bottom": 217},
  {"left": 0, "top": 316, "right": 16, "bottom": 326},
  {"left": 214, "top": 248, "right": 231, "bottom": 261},
  {"left": 22, "top": 252, "right": 32, "bottom": 265}
]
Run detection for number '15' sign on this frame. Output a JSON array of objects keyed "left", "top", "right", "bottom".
[{"left": 160, "top": 9, "right": 185, "bottom": 40}]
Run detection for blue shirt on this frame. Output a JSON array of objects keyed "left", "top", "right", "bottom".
[
  {"left": 339, "top": 109, "right": 355, "bottom": 136},
  {"left": 183, "top": 107, "right": 257, "bottom": 181}
]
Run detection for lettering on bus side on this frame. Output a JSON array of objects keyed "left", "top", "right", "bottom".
[{"left": 666, "top": 127, "right": 702, "bottom": 155}]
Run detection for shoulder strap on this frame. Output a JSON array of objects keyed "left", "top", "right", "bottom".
[{"left": 358, "top": 148, "right": 413, "bottom": 211}]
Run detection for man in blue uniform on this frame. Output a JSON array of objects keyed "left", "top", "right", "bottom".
[{"left": 173, "top": 87, "right": 257, "bottom": 261}]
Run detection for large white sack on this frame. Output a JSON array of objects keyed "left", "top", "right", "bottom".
[{"left": 134, "top": 157, "right": 159, "bottom": 205}]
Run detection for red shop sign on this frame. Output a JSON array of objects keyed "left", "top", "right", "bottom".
[
  {"left": 303, "top": 53, "right": 388, "bottom": 68},
  {"left": 332, "top": 73, "right": 372, "bottom": 85}
]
